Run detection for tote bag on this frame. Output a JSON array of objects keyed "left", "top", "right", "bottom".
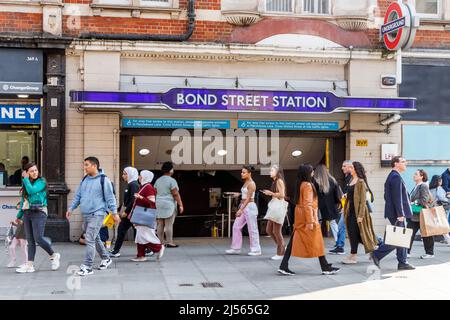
[
  {"left": 130, "top": 187, "right": 157, "bottom": 228},
  {"left": 384, "top": 223, "right": 413, "bottom": 248},
  {"left": 264, "top": 198, "right": 288, "bottom": 225},
  {"left": 420, "top": 206, "right": 450, "bottom": 237}
]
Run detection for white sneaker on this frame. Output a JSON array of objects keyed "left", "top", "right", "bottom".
[
  {"left": 7, "top": 260, "right": 16, "bottom": 268},
  {"left": 77, "top": 265, "right": 93, "bottom": 276},
  {"left": 50, "top": 253, "right": 61, "bottom": 271},
  {"left": 16, "top": 263, "right": 35, "bottom": 273},
  {"left": 342, "top": 257, "right": 357, "bottom": 264},
  {"left": 225, "top": 249, "right": 241, "bottom": 255},
  {"left": 248, "top": 251, "right": 262, "bottom": 256},
  {"left": 98, "top": 258, "right": 112, "bottom": 270},
  {"left": 420, "top": 254, "right": 435, "bottom": 259},
  {"left": 157, "top": 245, "right": 165, "bottom": 261},
  {"left": 271, "top": 255, "right": 283, "bottom": 260}
]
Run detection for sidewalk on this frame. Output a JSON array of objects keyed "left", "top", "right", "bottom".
[{"left": 0, "top": 237, "right": 449, "bottom": 300}]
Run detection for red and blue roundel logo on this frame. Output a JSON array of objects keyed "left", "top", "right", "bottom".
[{"left": 381, "top": 2, "right": 418, "bottom": 51}]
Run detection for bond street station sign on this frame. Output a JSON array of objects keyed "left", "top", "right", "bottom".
[
  {"left": 70, "top": 88, "right": 416, "bottom": 113},
  {"left": 381, "top": 2, "right": 419, "bottom": 51}
]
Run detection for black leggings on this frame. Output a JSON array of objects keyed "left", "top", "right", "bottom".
[
  {"left": 407, "top": 219, "right": 434, "bottom": 255},
  {"left": 113, "top": 217, "right": 135, "bottom": 252},
  {"left": 280, "top": 234, "right": 331, "bottom": 271},
  {"left": 347, "top": 212, "right": 362, "bottom": 255}
]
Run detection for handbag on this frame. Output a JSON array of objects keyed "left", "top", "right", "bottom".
[
  {"left": 130, "top": 205, "right": 156, "bottom": 228},
  {"left": 383, "top": 222, "right": 413, "bottom": 248},
  {"left": 130, "top": 188, "right": 156, "bottom": 228},
  {"left": 264, "top": 198, "right": 288, "bottom": 225},
  {"left": 411, "top": 203, "right": 423, "bottom": 215},
  {"left": 420, "top": 206, "right": 450, "bottom": 237}
]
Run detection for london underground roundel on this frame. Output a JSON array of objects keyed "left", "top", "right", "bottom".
[{"left": 381, "top": 2, "right": 419, "bottom": 51}]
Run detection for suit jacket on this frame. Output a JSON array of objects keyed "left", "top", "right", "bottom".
[{"left": 384, "top": 170, "right": 412, "bottom": 219}]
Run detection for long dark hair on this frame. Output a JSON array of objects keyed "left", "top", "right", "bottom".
[
  {"left": 429, "top": 175, "right": 442, "bottom": 190},
  {"left": 21, "top": 162, "right": 45, "bottom": 198},
  {"left": 294, "top": 164, "right": 316, "bottom": 204},
  {"left": 352, "top": 161, "right": 373, "bottom": 202}
]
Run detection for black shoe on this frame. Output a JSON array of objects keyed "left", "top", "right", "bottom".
[
  {"left": 329, "top": 247, "right": 345, "bottom": 255},
  {"left": 370, "top": 252, "right": 380, "bottom": 269},
  {"left": 277, "top": 268, "right": 295, "bottom": 276},
  {"left": 322, "top": 267, "right": 340, "bottom": 275},
  {"left": 398, "top": 263, "right": 415, "bottom": 271}
]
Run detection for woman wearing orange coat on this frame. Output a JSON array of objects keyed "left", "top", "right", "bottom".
[{"left": 278, "top": 164, "right": 340, "bottom": 276}]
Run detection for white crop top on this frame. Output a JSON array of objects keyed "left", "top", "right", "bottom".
[{"left": 241, "top": 185, "right": 255, "bottom": 200}]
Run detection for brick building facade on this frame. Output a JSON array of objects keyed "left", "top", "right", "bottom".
[{"left": 0, "top": 0, "right": 449, "bottom": 240}]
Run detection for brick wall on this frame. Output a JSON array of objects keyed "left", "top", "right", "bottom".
[{"left": 0, "top": 12, "right": 42, "bottom": 34}]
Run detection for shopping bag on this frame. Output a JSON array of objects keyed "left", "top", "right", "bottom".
[
  {"left": 383, "top": 224, "right": 413, "bottom": 248},
  {"left": 102, "top": 213, "right": 115, "bottom": 228},
  {"left": 420, "top": 206, "right": 450, "bottom": 237}
]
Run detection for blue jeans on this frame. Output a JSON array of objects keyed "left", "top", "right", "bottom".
[
  {"left": 83, "top": 213, "right": 110, "bottom": 269},
  {"left": 23, "top": 209, "right": 54, "bottom": 262},
  {"left": 372, "top": 217, "right": 408, "bottom": 266},
  {"left": 335, "top": 214, "right": 346, "bottom": 248}
]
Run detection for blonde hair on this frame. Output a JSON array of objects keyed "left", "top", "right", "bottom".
[{"left": 314, "top": 164, "right": 334, "bottom": 194}]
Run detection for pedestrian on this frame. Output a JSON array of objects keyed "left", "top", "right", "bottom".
[
  {"left": 6, "top": 220, "right": 27, "bottom": 268},
  {"left": 131, "top": 170, "right": 165, "bottom": 262},
  {"left": 408, "top": 169, "right": 435, "bottom": 259},
  {"left": 262, "top": 164, "right": 288, "bottom": 260},
  {"left": 371, "top": 156, "right": 415, "bottom": 271},
  {"left": 441, "top": 168, "right": 450, "bottom": 194},
  {"left": 341, "top": 162, "right": 378, "bottom": 264},
  {"left": 15, "top": 163, "right": 61, "bottom": 273},
  {"left": 155, "top": 161, "right": 184, "bottom": 248},
  {"left": 66, "top": 157, "right": 120, "bottom": 276},
  {"left": 329, "top": 160, "right": 353, "bottom": 255},
  {"left": 110, "top": 167, "right": 140, "bottom": 258},
  {"left": 429, "top": 175, "right": 450, "bottom": 245},
  {"left": 226, "top": 165, "right": 262, "bottom": 256},
  {"left": 278, "top": 164, "right": 340, "bottom": 276},
  {"left": 313, "top": 164, "right": 343, "bottom": 244}
]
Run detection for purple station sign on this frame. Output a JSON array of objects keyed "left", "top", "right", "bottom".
[{"left": 70, "top": 88, "right": 416, "bottom": 113}]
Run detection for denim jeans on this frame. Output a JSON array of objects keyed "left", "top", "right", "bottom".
[
  {"left": 83, "top": 212, "right": 110, "bottom": 268},
  {"left": 329, "top": 219, "right": 339, "bottom": 242},
  {"left": 22, "top": 209, "right": 54, "bottom": 262},
  {"left": 335, "top": 214, "right": 346, "bottom": 248}
]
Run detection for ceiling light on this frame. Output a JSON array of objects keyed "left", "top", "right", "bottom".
[
  {"left": 17, "top": 94, "right": 29, "bottom": 98},
  {"left": 292, "top": 150, "right": 302, "bottom": 157},
  {"left": 139, "top": 148, "right": 150, "bottom": 156},
  {"left": 217, "top": 149, "right": 228, "bottom": 156}
]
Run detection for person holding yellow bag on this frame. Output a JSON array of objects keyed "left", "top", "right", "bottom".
[{"left": 110, "top": 167, "right": 140, "bottom": 258}]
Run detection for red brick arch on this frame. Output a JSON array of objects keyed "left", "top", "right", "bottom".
[{"left": 230, "top": 18, "right": 375, "bottom": 48}]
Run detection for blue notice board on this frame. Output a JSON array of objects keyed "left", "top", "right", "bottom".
[
  {"left": 237, "top": 120, "right": 340, "bottom": 131},
  {"left": 122, "top": 118, "right": 231, "bottom": 129}
]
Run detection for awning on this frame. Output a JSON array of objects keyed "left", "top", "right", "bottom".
[{"left": 70, "top": 88, "right": 416, "bottom": 114}]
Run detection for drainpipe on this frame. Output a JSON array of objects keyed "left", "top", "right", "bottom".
[{"left": 79, "top": 0, "right": 196, "bottom": 41}]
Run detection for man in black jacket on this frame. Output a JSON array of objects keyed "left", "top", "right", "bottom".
[{"left": 371, "top": 156, "right": 415, "bottom": 271}]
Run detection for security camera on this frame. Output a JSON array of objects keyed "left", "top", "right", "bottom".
[{"left": 380, "top": 114, "right": 401, "bottom": 126}]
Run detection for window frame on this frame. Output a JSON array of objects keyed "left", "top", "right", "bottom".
[
  {"left": 410, "top": 0, "right": 442, "bottom": 20},
  {"left": 302, "top": 0, "right": 331, "bottom": 16},
  {"left": 265, "top": 0, "right": 295, "bottom": 14}
]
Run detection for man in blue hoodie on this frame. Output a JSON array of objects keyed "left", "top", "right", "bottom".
[{"left": 66, "top": 157, "right": 120, "bottom": 276}]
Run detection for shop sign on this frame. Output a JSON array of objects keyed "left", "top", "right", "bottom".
[
  {"left": 356, "top": 139, "right": 368, "bottom": 147},
  {"left": 0, "top": 105, "right": 41, "bottom": 124},
  {"left": 122, "top": 118, "right": 231, "bottom": 129},
  {"left": 381, "top": 2, "right": 419, "bottom": 51},
  {"left": 71, "top": 88, "right": 416, "bottom": 114},
  {"left": 0, "top": 196, "right": 20, "bottom": 237},
  {"left": 381, "top": 143, "right": 399, "bottom": 167},
  {"left": 237, "top": 120, "right": 339, "bottom": 131},
  {"left": 0, "top": 49, "right": 43, "bottom": 94}
]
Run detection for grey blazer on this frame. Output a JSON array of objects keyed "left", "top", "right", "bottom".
[{"left": 410, "top": 183, "right": 432, "bottom": 222}]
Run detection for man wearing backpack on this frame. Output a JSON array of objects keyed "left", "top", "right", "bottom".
[{"left": 66, "top": 157, "right": 120, "bottom": 276}]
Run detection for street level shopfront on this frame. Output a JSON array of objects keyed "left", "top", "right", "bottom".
[{"left": 66, "top": 41, "right": 416, "bottom": 239}]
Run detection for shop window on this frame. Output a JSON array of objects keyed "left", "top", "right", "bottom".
[
  {"left": 303, "top": 0, "right": 330, "bottom": 15},
  {"left": 140, "top": 0, "right": 171, "bottom": 7},
  {"left": 410, "top": 0, "right": 441, "bottom": 19},
  {"left": 0, "top": 131, "right": 37, "bottom": 187},
  {"left": 265, "top": 0, "right": 295, "bottom": 13},
  {"left": 95, "top": 0, "right": 172, "bottom": 7}
]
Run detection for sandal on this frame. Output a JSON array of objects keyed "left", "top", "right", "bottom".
[{"left": 166, "top": 244, "right": 179, "bottom": 248}]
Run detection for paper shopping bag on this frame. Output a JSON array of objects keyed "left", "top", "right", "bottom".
[{"left": 420, "top": 206, "right": 450, "bottom": 237}]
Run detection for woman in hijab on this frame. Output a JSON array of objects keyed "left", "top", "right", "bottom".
[
  {"left": 110, "top": 167, "right": 140, "bottom": 258},
  {"left": 131, "top": 170, "right": 164, "bottom": 262}
]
